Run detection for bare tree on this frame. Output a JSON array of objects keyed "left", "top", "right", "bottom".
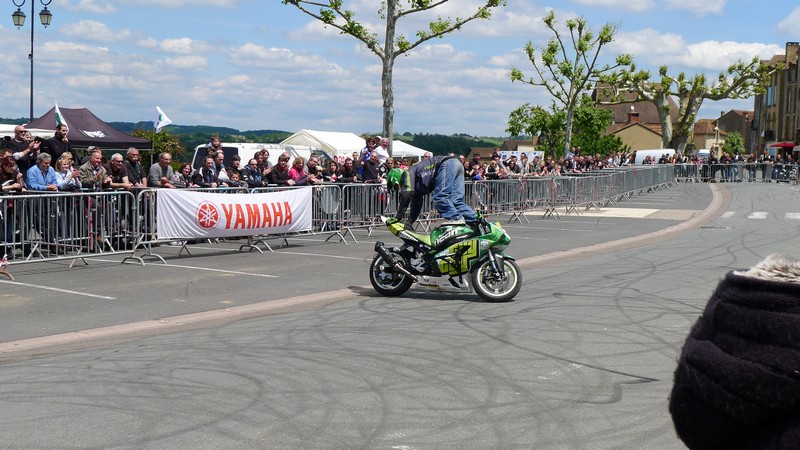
[
  {"left": 282, "top": 0, "right": 505, "bottom": 155},
  {"left": 509, "top": 11, "right": 631, "bottom": 157}
]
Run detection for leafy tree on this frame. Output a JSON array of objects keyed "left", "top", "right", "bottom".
[
  {"left": 507, "top": 98, "right": 619, "bottom": 158},
  {"left": 600, "top": 57, "right": 777, "bottom": 153},
  {"left": 0, "top": 117, "right": 28, "bottom": 125},
  {"left": 507, "top": 102, "right": 565, "bottom": 157},
  {"left": 282, "top": 0, "right": 505, "bottom": 155},
  {"left": 570, "top": 99, "right": 616, "bottom": 156},
  {"left": 130, "top": 129, "right": 186, "bottom": 167},
  {"left": 722, "top": 131, "right": 745, "bottom": 155},
  {"left": 509, "top": 11, "right": 631, "bottom": 156}
]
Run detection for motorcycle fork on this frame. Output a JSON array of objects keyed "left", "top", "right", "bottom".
[{"left": 486, "top": 250, "right": 505, "bottom": 277}]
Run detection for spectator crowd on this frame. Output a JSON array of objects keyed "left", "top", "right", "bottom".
[{"left": 2, "top": 126, "right": 796, "bottom": 260}]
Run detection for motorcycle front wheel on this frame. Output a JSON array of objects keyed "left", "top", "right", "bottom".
[
  {"left": 369, "top": 253, "right": 413, "bottom": 297},
  {"left": 471, "top": 258, "right": 521, "bottom": 302}
]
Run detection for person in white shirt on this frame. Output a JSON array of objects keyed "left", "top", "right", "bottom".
[{"left": 373, "top": 137, "right": 390, "bottom": 165}]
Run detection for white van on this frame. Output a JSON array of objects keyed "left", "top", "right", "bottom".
[
  {"left": 695, "top": 149, "right": 711, "bottom": 161},
  {"left": 191, "top": 143, "right": 332, "bottom": 171},
  {"left": 633, "top": 148, "right": 675, "bottom": 165}
]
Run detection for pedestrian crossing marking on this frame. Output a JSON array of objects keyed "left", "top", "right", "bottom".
[
  {"left": 746, "top": 212, "right": 768, "bottom": 219},
  {"left": 786, "top": 213, "right": 800, "bottom": 220},
  {"left": 721, "top": 212, "right": 735, "bottom": 218}
]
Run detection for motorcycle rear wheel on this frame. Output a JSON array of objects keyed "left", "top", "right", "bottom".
[
  {"left": 369, "top": 253, "right": 413, "bottom": 297},
  {"left": 471, "top": 258, "right": 521, "bottom": 302}
]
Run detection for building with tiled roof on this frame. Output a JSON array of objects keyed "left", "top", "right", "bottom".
[
  {"left": 692, "top": 118, "right": 728, "bottom": 150},
  {"left": 752, "top": 42, "right": 800, "bottom": 155},
  {"left": 592, "top": 86, "right": 680, "bottom": 151}
]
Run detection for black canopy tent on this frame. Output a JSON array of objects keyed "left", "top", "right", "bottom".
[{"left": 26, "top": 107, "right": 151, "bottom": 149}]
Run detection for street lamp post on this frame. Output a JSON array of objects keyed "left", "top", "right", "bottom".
[{"left": 11, "top": 0, "right": 53, "bottom": 123}]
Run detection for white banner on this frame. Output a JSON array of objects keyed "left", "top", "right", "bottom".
[{"left": 156, "top": 188, "right": 312, "bottom": 239}]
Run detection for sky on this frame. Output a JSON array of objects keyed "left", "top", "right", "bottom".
[{"left": 0, "top": 0, "right": 797, "bottom": 137}]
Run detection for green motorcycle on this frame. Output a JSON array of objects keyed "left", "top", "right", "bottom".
[{"left": 370, "top": 215, "right": 522, "bottom": 302}]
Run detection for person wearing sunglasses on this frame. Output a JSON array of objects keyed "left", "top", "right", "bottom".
[{"left": 3, "top": 125, "right": 42, "bottom": 174}]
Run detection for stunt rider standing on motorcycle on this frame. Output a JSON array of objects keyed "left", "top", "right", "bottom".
[{"left": 394, "top": 154, "right": 477, "bottom": 227}]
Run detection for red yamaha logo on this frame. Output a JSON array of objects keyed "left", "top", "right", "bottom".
[{"left": 196, "top": 201, "right": 220, "bottom": 229}]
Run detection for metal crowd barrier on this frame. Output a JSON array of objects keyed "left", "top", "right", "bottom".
[
  {"left": 1, "top": 165, "right": 679, "bottom": 268},
  {"left": 699, "top": 163, "right": 797, "bottom": 184},
  {"left": 0, "top": 190, "right": 137, "bottom": 267}
]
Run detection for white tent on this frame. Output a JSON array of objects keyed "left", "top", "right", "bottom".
[
  {"left": 280, "top": 129, "right": 429, "bottom": 161},
  {"left": 0, "top": 124, "right": 53, "bottom": 140},
  {"left": 280, "top": 129, "right": 365, "bottom": 159},
  {"left": 391, "top": 140, "right": 428, "bottom": 159}
]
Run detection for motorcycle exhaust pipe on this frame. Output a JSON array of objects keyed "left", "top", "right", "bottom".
[{"left": 374, "top": 242, "right": 418, "bottom": 282}]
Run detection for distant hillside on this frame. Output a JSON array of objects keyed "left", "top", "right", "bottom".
[
  {"left": 0, "top": 117, "right": 30, "bottom": 125},
  {"left": 99, "top": 121, "right": 507, "bottom": 155},
  {"left": 2, "top": 116, "right": 510, "bottom": 156},
  {"left": 106, "top": 121, "right": 292, "bottom": 151}
]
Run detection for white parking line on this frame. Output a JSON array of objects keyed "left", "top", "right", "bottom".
[
  {"left": 274, "top": 251, "right": 364, "bottom": 260},
  {"left": 0, "top": 280, "right": 115, "bottom": 300},
  {"left": 92, "top": 259, "right": 279, "bottom": 278}
]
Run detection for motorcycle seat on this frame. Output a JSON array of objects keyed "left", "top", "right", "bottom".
[{"left": 397, "top": 222, "right": 432, "bottom": 246}]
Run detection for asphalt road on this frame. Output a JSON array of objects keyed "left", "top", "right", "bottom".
[{"left": 0, "top": 180, "right": 797, "bottom": 448}]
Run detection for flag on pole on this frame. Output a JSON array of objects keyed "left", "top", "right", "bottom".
[
  {"left": 154, "top": 106, "right": 172, "bottom": 133},
  {"left": 54, "top": 101, "right": 67, "bottom": 129}
]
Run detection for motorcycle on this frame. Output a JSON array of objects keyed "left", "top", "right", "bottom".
[{"left": 370, "top": 215, "right": 522, "bottom": 302}]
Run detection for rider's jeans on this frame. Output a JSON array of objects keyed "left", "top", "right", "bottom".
[{"left": 432, "top": 157, "right": 477, "bottom": 222}]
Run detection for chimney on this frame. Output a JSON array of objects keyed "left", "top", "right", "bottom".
[
  {"left": 627, "top": 111, "right": 640, "bottom": 123},
  {"left": 786, "top": 42, "right": 799, "bottom": 64}
]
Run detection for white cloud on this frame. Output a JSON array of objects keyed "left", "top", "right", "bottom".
[
  {"left": 227, "top": 43, "right": 346, "bottom": 76},
  {"left": 572, "top": 0, "right": 655, "bottom": 13},
  {"left": 666, "top": 0, "right": 725, "bottom": 16},
  {"left": 119, "top": 0, "right": 237, "bottom": 7},
  {"left": 611, "top": 29, "right": 781, "bottom": 71},
  {"left": 163, "top": 55, "right": 208, "bottom": 70},
  {"left": 778, "top": 7, "right": 800, "bottom": 36},
  {"left": 610, "top": 29, "right": 688, "bottom": 63},
  {"left": 287, "top": 19, "right": 348, "bottom": 42},
  {"left": 59, "top": 20, "right": 133, "bottom": 43},
  {"left": 137, "top": 37, "right": 158, "bottom": 49},
  {"left": 402, "top": 44, "right": 474, "bottom": 64},
  {"left": 159, "top": 38, "right": 212, "bottom": 55},
  {"left": 60, "top": 0, "right": 116, "bottom": 14},
  {"left": 63, "top": 74, "right": 149, "bottom": 90},
  {"left": 572, "top": 0, "right": 724, "bottom": 16},
  {"left": 663, "top": 41, "right": 783, "bottom": 71}
]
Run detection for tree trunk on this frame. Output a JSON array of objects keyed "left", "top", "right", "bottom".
[
  {"left": 670, "top": 93, "right": 704, "bottom": 154},
  {"left": 653, "top": 93, "right": 673, "bottom": 149},
  {"left": 563, "top": 108, "right": 574, "bottom": 158},
  {"left": 382, "top": 61, "right": 394, "bottom": 157},
  {"left": 382, "top": 1, "right": 397, "bottom": 157}
]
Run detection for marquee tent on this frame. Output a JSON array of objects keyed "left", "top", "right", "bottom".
[
  {"left": 0, "top": 124, "right": 52, "bottom": 140},
  {"left": 280, "top": 129, "right": 365, "bottom": 159},
  {"left": 26, "top": 107, "right": 151, "bottom": 149},
  {"left": 280, "top": 129, "right": 429, "bottom": 160},
  {"left": 391, "top": 140, "right": 427, "bottom": 159}
]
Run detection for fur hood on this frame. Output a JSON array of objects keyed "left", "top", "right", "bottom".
[{"left": 734, "top": 253, "right": 800, "bottom": 284}]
